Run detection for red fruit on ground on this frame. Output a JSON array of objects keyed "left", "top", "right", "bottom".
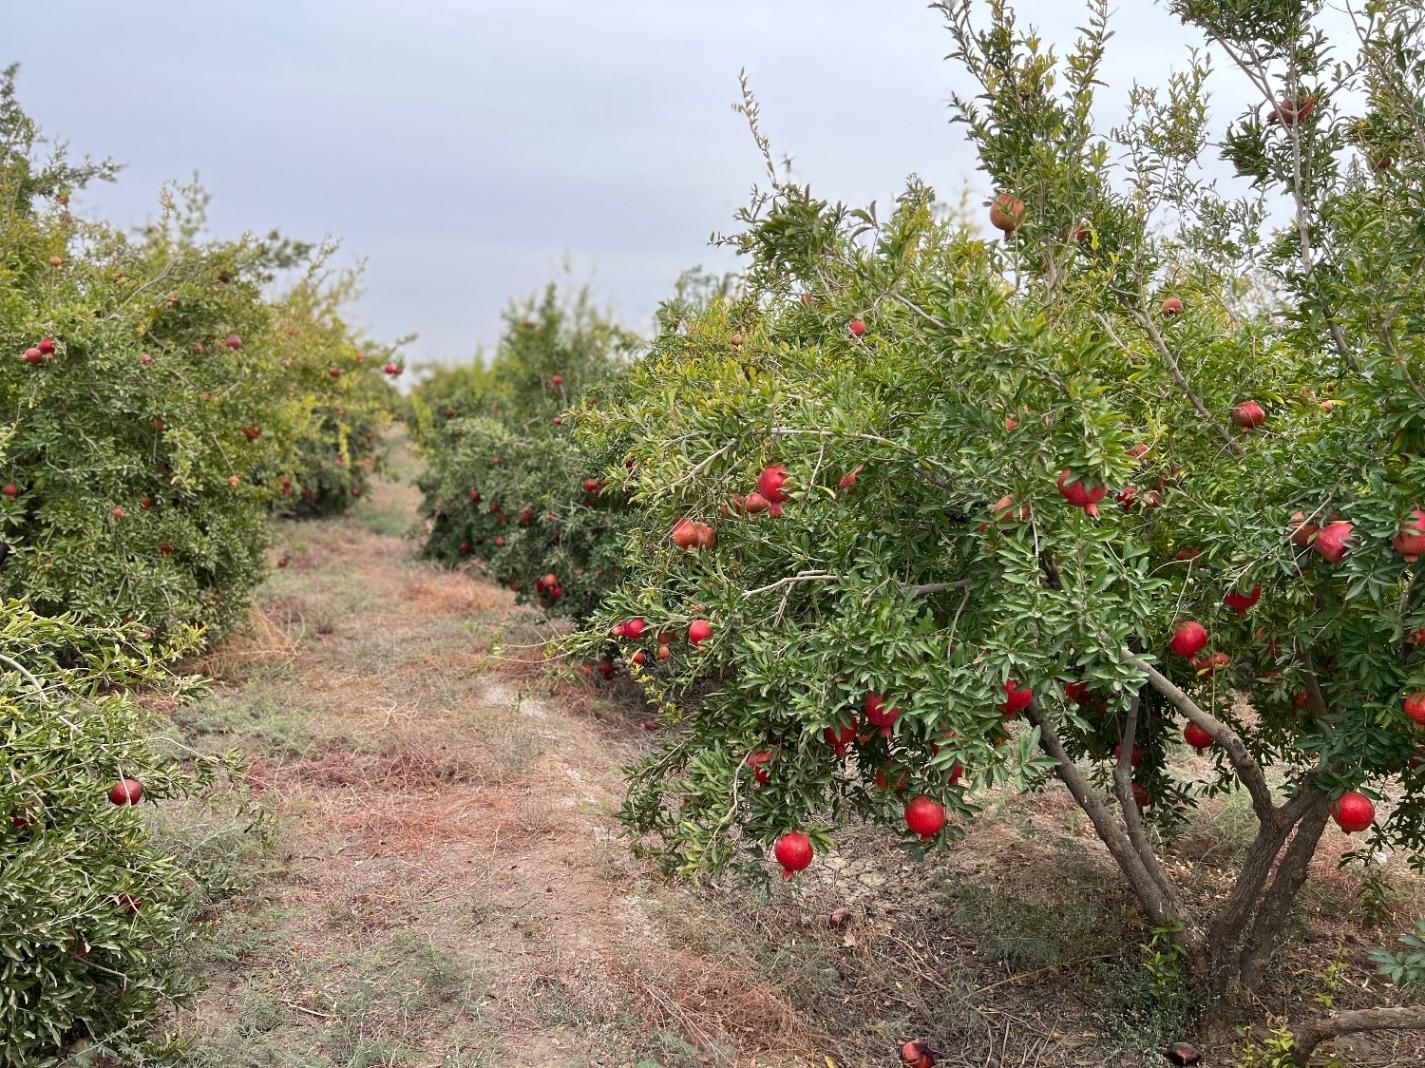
[
  {"left": 1000, "top": 678, "right": 1032, "bottom": 718},
  {"left": 988, "top": 194, "right": 1026, "bottom": 233},
  {"left": 1392, "top": 509, "right": 1425, "bottom": 561},
  {"left": 109, "top": 779, "right": 144, "bottom": 805},
  {"left": 1231, "top": 401, "right": 1266, "bottom": 429},
  {"left": 1184, "top": 722, "right": 1214, "bottom": 752},
  {"left": 1313, "top": 520, "right": 1355, "bottom": 563},
  {"left": 904, "top": 796, "right": 946, "bottom": 840},
  {"left": 1223, "top": 585, "right": 1261, "bottom": 616},
  {"left": 1169, "top": 621, "right": 1208, "bottom": 658},
  {"left": 901, "top": 1040, "right": 936, "bottom": 1068},
  {"left": 688, "top": 618, "right": 713, "bottom": 646},
  {"left": 1057, "top": 470, "right": 1106, "bottom": 517},
  {"left": 1330, "top": 791, "right": 1374, "bottom": 833}
]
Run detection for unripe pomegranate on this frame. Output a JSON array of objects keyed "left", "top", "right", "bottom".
[
  {"left": 849, "top": 319, "right": 866, "bottom": 338},
  {"left": 688, "top": 618, "right": 712, "bottom": 646},
  {"left": 774, "top": 831, "right": 813, "bottom": 879},
  {"left": 1403, "top": 692, "right": 1425, "bottom": 726},
  {"left": 756, "top": 465, "right": 790, "bottom": 516},
  {"left": 1183, "top": 722, "right": 1214, "bottom": 752},
  {"left": 1169, "top": 621, "right": 1208, "bottom": 658},
  {"left": 109, "top": 779, "right": 144, "bottom": 805},
  {"left": 1231, "top": 401, "right": 1266, "bottom": 429},
  {"left": 1330, "top": 791, "right": 1374, "bottom": 833},
  {"left": 746, "top": 750, "right": 773, "bottom": 785},
  {"left": 1000, "top": 679, "right": 1032, "bottom": 718},
  {"left": 988, "top": 194, "right": 1025, "bottom": 233},
  {"left": 1223, "top": 585, "right": 1261, "bottom": 617},
  {"left": 1057, "top": 470, "right": 1106, "bottom": 517},
  {"left": 1160, "top": 296, "right": 1184, "bottom": 316},
  {"left": 823, "top": 721, "right": 856, "bottom": 757},
  {"left": 1392, "top": 509, "right": 1425, "bottom": 561},
  {"left": 863, "top": 692, "right": 901, "bottom": 737},
  {"left": 904, "top": 796, "right": 946, "bottom": 840},
  {"left": 1313, "top": 520, "right": 1355, "bottom": 563}
]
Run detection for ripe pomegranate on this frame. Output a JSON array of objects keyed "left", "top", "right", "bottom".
[
  {"left": 242, "top": 426, "right": 262, "bottom": 442},
  {"left": 109, "top": 779, "right": 144, "bottom": 805},
  {"left": 742, "top": 491, "right": 770, "bottom": 515},
  {"left": 1064, "top": 680, "right": 1091, "bottom": 706},
  {"left": 493, "top": 536, "right": 505, "bottom": 547},
  {"left": 756, "top": 465, "right": 790, "bottom": 516},
  {"left": 111, "top": 506, "right": 125, "bottom": 519},
  {"left": 1113, "top": 744, "right": 1143, "bottom": 768},
  {"left": 1000, "top": 679, "right": 1032, "bottom": 718},
  {"left": 598, "top": 657, "right": 614, "bottom": 679},
  {"left": 48, "top": 255, "right": 63, "bottom": 267},
  {"left": 1167, "top": 621, "right": 1208, "bottom": 659},
  {"left": 1313, "top": 520, "right": 1355, "bottom": 563},
  {"left": 864, "top": 692, "right": 901, "bottom": 737},
  {"left": 1392, "top": 509, "right": 1425, "bottom": 561},
  {"left": 620, "top": 618, "right": 647, "bottom": 640},
  {"left": 774, "top": 831, "right": 814, "bottom": 879},
  {"left": 518, "top": 506, "right": 535, "bottom": 526},
  {"left": 672, "top": 518, "right": 700, "bottom": 549},
  {"left": 688, "top": 618, "right": 713, "bottom": 646},
  {"left": 993, "top": 494, "right": 1029, "bottom": 522},
  {"left": 1289, "top": 511, "right": 1320, "bottom": 547},
  {"left": 904, "top": 796, "right": 946, "bottom": 840},
  {"left": 1192, "top": 651, "right": 1232, "bottom": 677},
  {"left": 1223, "top": 585, "right": 1261, "bottom": 617},
  {"left": 1057, "top": 470, "right": 1106, "bottom": 517},
  {"left": 901, "top": 1040, "right": 936, "bottom": 1068},
  {"left": 849, "top": 319, "right": 867, "bottom": 338},
  {"left": 1330, "top": 790, "right": 1374, "bottom": 833},
  {"left": 1160, "top": 296, "right": 1184, "bottom": 316},
  {"left": 115, "top": 893, "right": 142, "bottom": 916},
  {"left": 141, "top": 353, "right": 153, "bottom": 365},
  {"left": 37, "top": 338, "right": 55, "bottom": 355},
  {"left": 746, "top": 750, "right": 773, "bottom": 785},
  {"left": 823, "top": 721, "right": 857, "bottom": 757},
  {"left": 1404, "top": 692, "right": 1425, "bottom": 726},
  {"left": 988, "top": 194, "right": 1025, "bottom": 234},
  {"left": 582, "top": 478, "right": 602, "bottom": 493},
  {"left": 1270, "top": 94, "right": 1316, "bottom": 126},
  {"left": 1174, "top": 547, "right": 1202, "bottom": 562},
  {"left": 22, "top": 347, "right": 43, "bottom": 365},
  {"left": 656, "top": 644, "right": 670, "bottom": 661},
  {"left": 838, "top": 464, "right": 864, "bottom": 494},
  {"left": 552, "top": 374, "right": 563, "bottom": 386},
  {"left": 1183, "top": 722, "right": 1214, "bottom": 752},
  {"left": 1231, "top": 401, "right": 1266, "bottom": 429},
  {"left": 631, "top": 650, "right": 646, "bottom": 666},
  {"left": 225, "top": 334, "right": 242, "bottom": 350},
  {"left": 2, "top": 484, "right": 16, "bottom": 498},
  {"left": 160, "top": 543, "right": 174, "bottom": 556},
  {"left": 1116, "top": 485, "right": 1138, "bottom": 510},
  {"left": 328, "top": 367, "right": 342, "bottom": 378}
]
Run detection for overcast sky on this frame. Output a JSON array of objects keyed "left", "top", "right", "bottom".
[{"left": 6, "top": 2, "right": 1314, "bottom": 366}]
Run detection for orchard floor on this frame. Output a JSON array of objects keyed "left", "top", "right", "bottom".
[{"left": 164, "top": 443, "right": 1424, "bottom": 1068}]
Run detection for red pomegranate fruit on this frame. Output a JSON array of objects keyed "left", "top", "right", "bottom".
[
  {"left": 988, "top": 194, "right": 1026, "bottom": 233},
  {"left": 904, "top": 796, "right": 946, "bottom": 840},
  {"left": 1404, "top": 692, "right": 1425, "bottom": 726},
  {"left": 1223, "top": 585, "right": 1261, "bottom": 617},
  {"left": 864, "top": 692, "right": 901, "bottom": 737},
  {"left": 774, "top": 831, "right": 814, "bottom": 879},
  {"left": 849, "top": 319, "right": 867, "bottom": 338},
  {"left": 1392, "top": 509, "right": 1425, "bottom": 561},
  {"left": 1313, "top": 520, "right": 1355, "bottom": 563},
  {"left": 688, "top": 619, "right": 713, "bottom": 646},
  {"left": 109, "top": 779, "right": 144, "bottom": 805},
  {"left": 1169, "top": 621, "right": 1208, "bottom": 658},
  {"left": 1330, "top": 791, "right": 1374, "bottom": 833},
  {"left": 756, "top": 465, "right": 790, "bottom": 516},
  {"left": 1183, "top": 722, "right": 1214, "bottom": 752},
  {"left": 1231, "top": 401, "right": 1265, "bottom": 429},
  {"left": 1000, "top": 679, "right": 1032, "bottom": 718},
  {"left": 1057, "top": 470, "right": 1106, "bottom": 517}
]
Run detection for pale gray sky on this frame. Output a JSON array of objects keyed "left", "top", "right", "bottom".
[{"left": 6, "top": 2, "right": 1289, "bottom": 364}]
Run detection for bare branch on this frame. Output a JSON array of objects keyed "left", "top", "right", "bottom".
[
  {"left": 1125, "top": 654, "right": 1278, "bottom": 825},
  {"left": 742, "top": 570, "right": 835, "bottom": 598},
  {"left": 1290, "top": 1006, "right": 1425, "bottom": 1066},
  {"left": 899, "top": 579, "right": 972, "bottom": 597}
]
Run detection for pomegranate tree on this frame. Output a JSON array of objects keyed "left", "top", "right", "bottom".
[{"left": 571, "top": 2, "right": 1425, "bottom": 1057}]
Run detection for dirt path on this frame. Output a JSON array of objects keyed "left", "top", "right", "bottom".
[
  {"left": 164, "top": 445, "right": 1425, "bottom": 1068},
  {"left": 170, "top": 445, "right": 816, "bottom": 1068}
]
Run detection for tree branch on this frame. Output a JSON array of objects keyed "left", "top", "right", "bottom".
[
  {"left": 1121, "top": 309, "right": 1246, "bottom": 457},
  {"left": 1290, "top": 1005, "right": 1425, "bottom": 1066},
  {"left": 1113, "top": 691, "right": 1179, "bottom": 905},
  {"left": 899, "top": 579, "right": 972, "bottom": 597},
  {"left": 1125, "top": 654, "right": 1278, "bottom": 825},
  {"left": 742, "top": 570, "right": 835, "bottom": 598}
]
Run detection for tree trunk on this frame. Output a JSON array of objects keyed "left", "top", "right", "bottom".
[
  {"left": 1238, "top": 793, "right": 1331, "bottom": 990},
  {"left": 1290, "top": 1005, "right": 1425, "bottom": 1065}
]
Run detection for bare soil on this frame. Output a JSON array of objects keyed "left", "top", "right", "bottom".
[{"left": 167, "top": 445, "right": 1424, "bottom": 1068}]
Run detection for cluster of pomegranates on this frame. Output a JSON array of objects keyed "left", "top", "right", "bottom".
[{"left": 18, "top": 337, "right": 56, "bottom": 365}]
